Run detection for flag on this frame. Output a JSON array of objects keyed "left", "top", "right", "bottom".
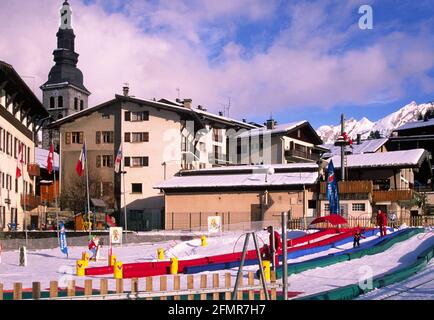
[
  {"left": 326, "top": 160, "right": 340, "bottom": 215},
  {"left": 59, "top": 222, "right": 68, "bottom": 257},
  {"left": 76, "top": 143, "right": 86, "bottom": 176},
  {"left": 47, "top": 142, "right": 54, "bottom": 174},
  {"left": 16, "top": 143, "right": 24, "bottom": 179},
  {"left": 114, "top": 144, "right": 123, "bottom": 173}
]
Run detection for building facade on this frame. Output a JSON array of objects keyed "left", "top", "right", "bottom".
[
  {"left": 48, "top": 94, "right": 256, "bottom": 230},
  {"left": 0, "top": 61, "right": 49, "bottom": 231}
]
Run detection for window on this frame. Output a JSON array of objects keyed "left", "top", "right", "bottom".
[
  {"left": 96, "top": 155, "right": 114, "bottom": 168},
  {"left": 74, "top": 98, "right": 78, "bottom": 110},
  {"left": 80, "top": 100, "right": 84, "bottom": 111},
  {"left": 131, "top": 183, "right": 143, "bottom": 194},
  {"left": 102, "top": 114, "right": 110, "bottom": 119},
  {"left": 214, "top": 146, "right": 222, "bottom": 164},
  {"left": 71, "top": 132, "right": 84, "bottom": 144},
  {"left": 15, "top": 178, "right": 18, "bottom": 193},
  {"left": 14, "top": 138, "right": 17, "bottom": 159},
  {"left": 124, "top": 133, "right": 131, "bottom": 143},
  {"left": 125, "top": 157, "right": 149, "bottom": 167},
  {"left": 352, "top": 203, "right": 366, "bottom": 212},
  {"left": 50, "top": 97, "right": 55, "bottom": 109},
  {"left": 131, "top": 132, "right": 149, "bottom": 143},
  {"left": 0, "top": 127, "right": 2, "bottom": 152},
  {"left": 308, "top": 200, "right": 316, "bottom": 209},
  {"left": 324, "top": 203, "right": 330, "bottom": 213},
  {"left": 125, "top": 111, "right": 149, "bottom": 122},
  {"left": 213, "top": 128, "right": 223, "bottom": 143},
  {"left": 58, "top": 96, "right": 63, "bottom": 109},
  {"left": 102, "top": 131, "right": 114, "bottom": 144}
]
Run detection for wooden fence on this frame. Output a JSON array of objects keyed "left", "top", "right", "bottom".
[{"left": 0, "top": 272, "right": 283, "bottom": 301}]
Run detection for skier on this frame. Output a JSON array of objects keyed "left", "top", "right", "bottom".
[
  {"left": 88, "top": 236, "right": 99, "bottom": 261},
  {"left": 261, "top": 226, "right": 282, "bottom": 268},
  {"left": 376, "top": 209, "right": 388, "bottom": 237},
  {"left": 353, "top": 227, "right": 366, "bottom": 248}
]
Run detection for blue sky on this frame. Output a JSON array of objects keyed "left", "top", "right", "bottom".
[{"left": 1, "top": 0, "right": 434, "bottom": 128}]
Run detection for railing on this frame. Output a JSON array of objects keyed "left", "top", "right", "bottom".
[
  {"left": 285, "top": 149, "right": 320, "bottom": 162},
  {"left": 372, "top": 189, "right": 414, "bottom": 203},
  {"left": 0, "top": 271, "right": 282, "bottom": 301},
  {"left": 20, "top": 195, "right": 41, "bottom": 211},
  {"left": 320, "top": 180, "right": 373, "bottom": 194}
]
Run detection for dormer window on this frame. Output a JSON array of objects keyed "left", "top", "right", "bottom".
[
  {"left": 50, "top": 97, "right": 55, "bottom": 109},
  {"left": 58, "top": 96, "right": 63, "bottom": 109},
  {"left": 74, "top": 98, "right": 78, "bottom": 110},
  {"left": 80, "top": 100, "right": 84, "bottom": 111}
]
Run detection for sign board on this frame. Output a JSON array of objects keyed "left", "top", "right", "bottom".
[
  {"left": 110, "top": 227, "right": 123, "bottom": 245},
  {"left": 208, "top": 216, "right": 222, "bottom": 234}
]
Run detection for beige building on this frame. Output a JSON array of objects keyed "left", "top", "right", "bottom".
[
  {"left": 155, "top": 164, "right": 319, "bottom": 230},
  {"left": 48, "top": 93, "right": 256, "bottom": 230},
  {"left": 0, "top": 61, "right": 49, "bottom": 231}
]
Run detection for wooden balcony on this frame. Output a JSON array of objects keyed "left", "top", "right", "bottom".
[
  {"left": 372, "top": 189, "right": 414, "bottom": 203},
  {"left": 285, "top": 149, "right": 320, "bottom": 162},
  {"left": 21, "top": 194, "right": 42, "bottom": 211},
  {"left": 320, "top": 180, "right": 373, "bottom": 194},
  {"left": 27, "top": 163, "right": 41, "bottom": 177}
]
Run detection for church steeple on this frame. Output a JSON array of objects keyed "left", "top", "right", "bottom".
[{"left": 41, "top": 0, "right": 91, "bottom": 150}]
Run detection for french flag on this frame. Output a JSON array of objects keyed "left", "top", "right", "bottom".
[{"left": 76, "top": 143, "right": 87, "bottom": 177}]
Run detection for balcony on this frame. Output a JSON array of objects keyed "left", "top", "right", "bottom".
[
  {"left": 320, "top": 180, "right": 373, "bottom": 194},
  {"left": 27, "top": 163, "right": 41, "bottom": 177},
  {"left": 21, "top": 194, "right": 42, "bottom": 211},
  {"left": 372, "top": 189, "right": 414, "bottom": 203},
  {"left": 285, "top": 149, "right": 320, "bottom": 162}
]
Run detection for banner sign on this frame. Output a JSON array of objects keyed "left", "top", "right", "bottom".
[
  {"left": 326, "top": 160, "right": 340, "bottom": 215},
  {"left": 110, "top": 227, "right": 123, "bottom": 245},
  {"left": 208, "top": 216, "right": 222, "bottom": 233},
  {"left": 59, "top": 223, "right": 69, "bottom": 257}
]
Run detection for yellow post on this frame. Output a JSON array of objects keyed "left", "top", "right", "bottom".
[
  {"left": 82, "top": 252, "right": 90, "bottom": 267},
  {"left": 109, "top": 255, "right": 117, "bottom": 267},
  {"left": 76, "top": 260, "right": 86, "bottom": 277},
  {"left": 170, "top": 257, "right": 179, "bottom": 275},
  {"left": 157, "top": 248, "right": 165, "bottom": 260},
  {"left": 201, "top": 236, "right": 207, "bottom": 247},
  {"left": 262, "top": 260, "right": 271, "bottom": 282},
  {"left": 114, "top": 262, "right": 123, "bottom": 279}
]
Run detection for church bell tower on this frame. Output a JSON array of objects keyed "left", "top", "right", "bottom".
[{"left": 41, "top": 0, "right": 91, "bottom": 150}]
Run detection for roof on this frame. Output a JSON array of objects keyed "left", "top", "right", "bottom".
[
  {"left": 321, "top": 138, "right": 388, "bottom": 158},
  {"left": 394, "top": 118, "right": 434, "bottom": 132},
  {"left": 330, "top": 149, "right": 428, "bottom": 169},
  {"left": 154, "top": 171, "right": 318, "bottom": 190},
  {"left": 48, "top": 95, "right": 255, "bottom": 130},
  {"left": 236, "top": 121, "right": 307, "bottom": 138},
  {"left": 35, "top": 147, "right": 60, "bottom": 171},
  {"left": 181, "top": 163, "right": 319, "bottom": 176},
  {"left": 0, "top": 60, "right": 49, "bottom": 119}
]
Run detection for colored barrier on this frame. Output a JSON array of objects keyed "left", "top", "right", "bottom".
[
  {"left": 281, "top": 228, "right": 424, "bottom": 282},
  {"left": 298, "top": 228, "right": 430, "bottom": 300}
]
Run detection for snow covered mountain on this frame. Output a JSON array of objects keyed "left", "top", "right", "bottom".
[{"left": 318, "top": 101, "right": 434, "bottom": 144}]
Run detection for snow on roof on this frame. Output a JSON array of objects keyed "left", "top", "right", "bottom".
[
  {"left": 322, "top": 138, "right": 388, "bottom": 158},
  {"left": 184, "top": 163, "right": 318, "bottom": 175},
  {"left": 35, "top": 147, "right": 59, "bottom": 170},
  {"left": 394, "top": 118, "right": 434, "bottom": 131},
  {"left": 236, "top": 121, "right": 307, "bottom": 138},
  {"left": 154, "top": 171, "right": 318, "bottom": 190},
  {"left": 330, "top": 149, "right": 426, "bottom": 169}
]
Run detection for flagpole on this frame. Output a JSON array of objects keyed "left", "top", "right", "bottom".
[{"left": 84, "top": 139, "right": 91, "bottom": 238}]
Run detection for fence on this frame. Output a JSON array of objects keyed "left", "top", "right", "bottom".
[{"left": 0, "top": 272, "right": 283, "bottom": 301}]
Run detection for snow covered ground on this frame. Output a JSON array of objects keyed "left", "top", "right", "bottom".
[{"left": 0, "top": 228, "right": 433, "bottom": 300}]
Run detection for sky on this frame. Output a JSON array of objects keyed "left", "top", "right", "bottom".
[{"left": 0, "top": 0, "right": 433, "bottom": 128}]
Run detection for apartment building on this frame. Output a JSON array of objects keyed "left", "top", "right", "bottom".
[
  {"left": 48, "top": 93, "right": 255, "bottom": 230},
  {"left": 0, "top": 61, "right": 49, "bottom": 231}
]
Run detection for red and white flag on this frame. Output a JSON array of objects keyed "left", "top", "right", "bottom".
[
  {"left": 16, "top": 143, "right": 24, "bottom": 179},
  {"left": 114, "top": 144, "right": 123, "bottom": 173},
  {"left": 76, "top": 143, "right": 87, "bottom": 177},
  {"left": 47, "top": 142, "right": 54, "bottom": 175}
]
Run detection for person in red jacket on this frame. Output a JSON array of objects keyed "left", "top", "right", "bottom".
[
  {"left": 88, "top": 236, "right": 99, "bottom": 261},
  {"left": 376, "top": 210, "right": 388, "bottom": 237},
  {"left": 261, "top": 226, "right": 282, "bottom": 269}
]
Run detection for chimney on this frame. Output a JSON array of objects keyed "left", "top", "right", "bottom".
[
  {"left": 219, "top": 111, "right": 224, "bottom": 116},
  {"left": 122, "top": 84, "right": 130, "bottom": 97},
  {"left": 243, "top": 119, "right": 247, "bottom": 123},
  {"left": 357, "top": 134, "right": 362, "bottom": 145},
  {"left": 266, "top": 119, "right": 276, "bottom": 130},
  {"left": 183, "top": 99, "right": 192, "bottom": 109}
]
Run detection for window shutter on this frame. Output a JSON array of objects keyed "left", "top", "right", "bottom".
[
  {"left": 65, "top": 132, "right": 71, "bottom": 145},
  {"left": 110, "top": 131, "right": 114, "bottom": 143},
  {"left": 125, "top": 111, "right": 131, "bottom": 121},
  {"left": 143, "top": 157, "right": 149, "bottom": 167},
  {"left": 125, "top": 133, "right": 131, "bottom": 143},
  {"left": 79, "top": 132, "right": 84, "bottom": 144},
  {"left": 144, "top": 132, "right": 149, "bottom": 142},
  {"left": 109, "top": 155, "right": 114, "bottom": 168},
  {"left": 96, "top": 156, "right": 101, "bottom": 168},
  {"left": 124, "top": 157, "right": 130, "bottom": 167},
  {"left": 143, "top": 111, "right": 149, "bottom": 121},
  {"left": 96, "top": 131, "right": 101, "bottom": 144}
]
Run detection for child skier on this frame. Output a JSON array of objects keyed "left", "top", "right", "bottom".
[
  {"left": 353, "top": 228, "right": 366, "bottom": 248},
  {"left": 88, "top": 236, "right": 99, "bottom": 261}
]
